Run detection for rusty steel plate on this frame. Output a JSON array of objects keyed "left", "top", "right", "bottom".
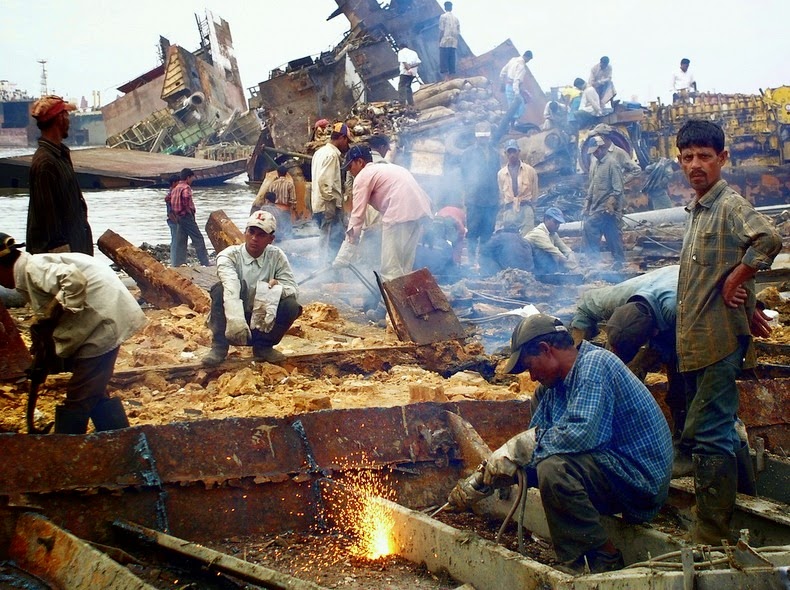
[{"left": 382, "top": 268, "right": 465, "bottom": 345}]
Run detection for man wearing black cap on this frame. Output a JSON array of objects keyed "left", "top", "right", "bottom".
[
  {"left": 449, "top": 313, "right": 672, "bottom": 574},
  {"left": 27, "top": 95, "right": 93, "bottom": 256},
  {"left": 0, "top": 232, "right": 146, "bottom": 434}
]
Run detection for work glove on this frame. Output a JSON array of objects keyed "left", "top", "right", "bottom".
[
  {"left": 447, "top": 467, "right": 493, "bottom": 511},
  {"left": 483, "top": 427, "right": 537, "bottom": 487},
  {"left": 225, "top": 316, "right": 251, "bottom": 346}
]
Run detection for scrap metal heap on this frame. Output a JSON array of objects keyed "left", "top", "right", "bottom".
[{"left": 103, "top": 11, "right": 261, "bottom": 158}]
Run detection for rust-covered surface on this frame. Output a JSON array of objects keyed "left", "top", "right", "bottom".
[
  {"left": 0, "top": 401, "right": 531, "bottom": 553},
  {"left": 0, "top": 299, "right": 31, "bottom": 380},
  {"left": 382, "top": 268, "right": 466, "bottom": 345}
]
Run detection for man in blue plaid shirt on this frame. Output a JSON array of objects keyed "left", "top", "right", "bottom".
[{"left": 454, "top": 314, "right": 672, "bottom": 574}]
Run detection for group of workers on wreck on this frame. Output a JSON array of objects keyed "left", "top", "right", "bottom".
[{"left": 1, "top": 19, "right": 782, "bottom": 578}]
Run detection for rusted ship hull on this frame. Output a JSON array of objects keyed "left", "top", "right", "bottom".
[{"left": 2, "top": 395, "right": 789, "bottom": 589}]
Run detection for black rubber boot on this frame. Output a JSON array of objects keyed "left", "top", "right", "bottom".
[
  {"left": 735, "top": 443, "right": 757, "bottom": 496},
  {"left": 691, "top": 453, "right": 737, "bottom": 544},
  {"left": 54, "top": 405, "right": 90, "bottom": 434},
  {"left": 91, "top": 397, "right": 130, "bottom": 432}
]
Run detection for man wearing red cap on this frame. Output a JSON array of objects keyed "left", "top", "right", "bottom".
[{"left": 26, "top": 95, "right": 94, "bottom": 256}]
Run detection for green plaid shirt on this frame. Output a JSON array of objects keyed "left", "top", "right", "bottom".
[{"left": 677, "top": 180, "right": 782, "bottom": 372}]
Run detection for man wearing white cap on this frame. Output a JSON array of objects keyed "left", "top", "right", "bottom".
[
  {"left": 582, "top": 135, "right": 626, "bottom": 268},
  {"left": 27, "top": 95, "right": 94, "bottom": 256},
  {"left": 202, "top": 210, "right": 301, "bottom": 366}
]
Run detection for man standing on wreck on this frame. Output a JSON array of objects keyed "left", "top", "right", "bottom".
[
  {"left": 26, "top": 95, "right": 94, "bottom": 256},
  {"left": 675, "top": 120, "right": 781, "bottom": 544}
]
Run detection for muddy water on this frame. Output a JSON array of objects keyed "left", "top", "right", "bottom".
[{"left": 0, "top": 164, "right": 259, "bottom": 265}]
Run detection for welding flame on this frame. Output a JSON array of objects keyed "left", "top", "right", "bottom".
[{"left": 354, "top": 495, "right": 395, "bottom": 559}]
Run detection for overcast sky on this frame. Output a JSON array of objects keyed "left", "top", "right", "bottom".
[{"left": 2, "top": 0, "right": 788, "bottom": 108}]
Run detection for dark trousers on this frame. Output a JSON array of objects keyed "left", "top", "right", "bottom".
[
  {"left": 680, "top": 338, "right": 747, "bottom": 457},
  {"left": 398, "top": 75, "right": 415, "bottom": 105},
  {"left": 532, "top": 249, "right": 561, "bottom": 274},
  {"left": 174, "top": 212, "right": 210, "bottom": 266},
  {"left": 208, "top": 282, "right": 302, "bottom": 349},
  {"left": 534, "top": 454, "right": 626, "bottom": 563},
  {"left": 582, "top": 212, "right": 625, "bottom": 262},
  {"left": 439, "top": 47, "right": 456, "bottom": 76},
  {"left": 167, "top": 219, "right": 178, "bottom": 266},
  {"left": 65, "top": 347, "right": 120, "bottom": 414}
]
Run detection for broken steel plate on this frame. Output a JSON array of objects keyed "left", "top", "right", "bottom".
[{"left": 380, "top": 268, "right": 465, "bottom": 345}]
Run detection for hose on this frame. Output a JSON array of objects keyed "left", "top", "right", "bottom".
[
  {"left": 495, "top": 468, "right": 530, "bottom": 555},
  {"left": 625, "top": 544, "right": 790, "bottom": 570}
]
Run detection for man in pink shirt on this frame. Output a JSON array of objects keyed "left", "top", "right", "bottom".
[{"left": 342, "top": 145, "right": 433, "bottom": 281}]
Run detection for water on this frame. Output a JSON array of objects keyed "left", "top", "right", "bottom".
[{"left": 1, "top": 147, "right": 260, "bottom": 265}]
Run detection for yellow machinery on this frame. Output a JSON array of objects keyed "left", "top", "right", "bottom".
[{"left": 641, "top": 86, "right": 790, "bottom": 167}]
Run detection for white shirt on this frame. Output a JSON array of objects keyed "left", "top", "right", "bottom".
[
  {"left": 397, "top": 47, "right": 420, "bottom": 77},
  {"left": 503, "top": 57, "right": 527, "bottom": 94},
  {"left": 13, "top": 252, "right": 146, "bottom": 359},
  {"left": 439, "top": 11, "right": 460, "bottom": 48},
  {"left": 524, "top": 222, "right": 573, "bottom": 264},
  {"left": 579, "top": 86, "right": 603, "bottom": 115},
  {"left": 672, "top": 68, "right": 695, "bottom": 91},
  {"left": 310, "top": 142, "right": 343, "bottom": 214}
]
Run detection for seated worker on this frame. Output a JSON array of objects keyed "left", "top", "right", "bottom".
[
  {"left": 202, "top": 210, "right": 302, "bottom": 366},
  {"left": 449, "top": 314, "right": 673, "bottom": 574},
  {"left": 251, "top": 191, "right": 293, "bottom": 239},
  {"left": 523, "top": 207, "right": 578, "bottom": 274},
  {"left": 0, "top": 232, "right": 146, "bottom": 434},
  {"left": 478, "top": 224, "right": 534, "bottom": 276}
]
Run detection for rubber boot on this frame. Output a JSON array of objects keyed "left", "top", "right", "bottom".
[
  {"left": 735, "top": 443, "right": 757, "bottom": 496},
  {"left": 54, "top": 405, "right": 90, "bottom": 434},
  {"left": 91, "top": 397, "right": 130, "bottom": 432},
  {"left": 691, "top": 454, "right": 737, "bottom": 544}
]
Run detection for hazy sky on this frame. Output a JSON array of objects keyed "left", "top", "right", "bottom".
[{"left": 2, "top": 0, "right": 788, "bottom": 107}]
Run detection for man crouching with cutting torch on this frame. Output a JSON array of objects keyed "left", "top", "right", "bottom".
[{"left": 447, "top": 314, "right": 673, "bottom": 574}]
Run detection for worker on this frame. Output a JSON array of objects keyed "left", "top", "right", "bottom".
[
  {"left": 367, "top": 135, "right": 391, "bottom": 163},
  {"left": 641, "top": 158, "right": 675, "bottom": 210},
  {"left": 342, "top": 145, "right": 433, "bottom": 282},
  {"left": 582, "top": 135, "right": 626, "bottom": 269},
  {"left": 461, "top": 122, "right": 501, "bottom": 264},
  {"left": 27, "top": 95, "right": 94, "bottom": 256},
  {"left": 497, "top": 140, "right": 539, "bottom": 234},
  {"left": 497, "top": 50, "right": 533, "bottom": 136},
  {"left": 672, "top": 58, "right": 697, "bottom": 103},
  {"left": 171, "top": 167, "right": 212, "bottom": 267},
  {"left": 0, "top": 232, "right": 146, "bottom": 434},
  {"left": 574, "top": 77, "right": 605, "bottom": 128},
  {"left": 541, "top": 100, "right": 569, "bottom": 132},
  {"left": 397, "top": 43, "right": 421, "bottom": 106},
  {"left": 588, "top": 56, "right": 616, "bottom": 106},
  {"left": 571, "top": 266, "right": 683, "bottom": 428},
  {"left": 164, "top": 174, "right": 180, "bottom": 267},
  {"left": 449, "top": 314, "right": 672, "bottom": 574},
  {"left": 478, "top": 223, "right": 534, "bottom": 276},
  {"left": 438, "top": 1, "right": 460, "bottom": 81},
  {"left": 675, "top": 120, "right": 782, "bottom": 543},
  {"left": 311, "top": 122, "right": 352, "bottom": 264},
  {"left": 202, "top": 210, "right": 302, "bottom": 367},
  {"left": 523, "top": 207, "right": 578, "bottom": 274},
  {"left": 589, "top": 124, "right": 642, "bottom": 180},
  {"left": 269, "top": 166, "right": 296, "bottom": 208}
]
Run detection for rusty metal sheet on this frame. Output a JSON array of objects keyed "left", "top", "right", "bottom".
[
  {"left": 142, "top": 417, "right": 310, "bottom": 484},
  {"left": 0, "top": 429, "right": 154, "bottom": 495},
  {"left": 0, "top": 299, "right": 31, "bottom": 380},
  {"left": 382, "top": 268, "right": 465, "bottom": 345}
]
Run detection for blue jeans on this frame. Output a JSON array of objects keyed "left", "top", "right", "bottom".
[
  {"left": 174, "top": 212, "right": 210, "bottom": 266},
  {"left": 505, "top": 85, "right": 525, "bottom": 120},
  {"left": 680, "top": 338, "right": 747, "bottom": 457}
]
